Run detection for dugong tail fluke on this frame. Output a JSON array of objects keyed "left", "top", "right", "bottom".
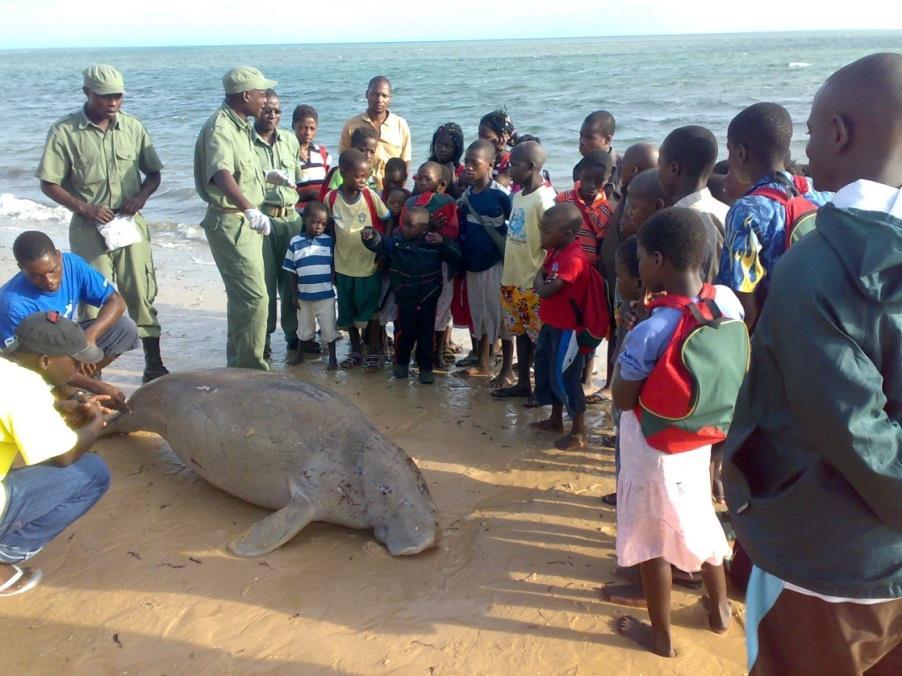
[{"left": 104, "top": 368, "right": 440, "bottom": 557}]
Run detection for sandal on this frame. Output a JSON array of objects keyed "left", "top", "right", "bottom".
[
  {"left": 0, "top": 565, "right": 42, "bottom": 597},
  {"left": 585, "top": 392, "right": 610, "bottom": 405},
  {"left": 363, "top": 354, "right": 384, "bottom": 374},
  {"left": 340, "top": 352, "right": 362, "bottom": 369},
  {"left": 455, "top": 353, "right": 479, "bottom": 368},
  {"left": 442, "top": 345, "right": 456, "bottom": 365}
]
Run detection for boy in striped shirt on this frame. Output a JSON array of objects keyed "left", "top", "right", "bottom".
[{"left": 282, "top": 201, "right": 338, "bottom": 370}]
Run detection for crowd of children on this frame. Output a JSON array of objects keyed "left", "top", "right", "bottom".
[{"left": 260, "top": 55, "right": 902, "bottom": 668}]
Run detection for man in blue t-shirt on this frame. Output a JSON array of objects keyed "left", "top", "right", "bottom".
[{"left": 0, "top": 231, "right": 137, "bottom": 409}]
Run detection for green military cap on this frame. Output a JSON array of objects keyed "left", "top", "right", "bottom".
[
  {"left": 222, "top": 66, "right": 277, "bottom": 95},
  {"left": 83, "top": 64, "right": 126, "bottom": 95}
]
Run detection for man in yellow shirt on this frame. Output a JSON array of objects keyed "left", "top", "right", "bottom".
[
  {"left": 339, "top": 76, "right": 412, "bottom": 191},
  {"left": 0, "top": 312, "right": 110, "bottom": 597}
]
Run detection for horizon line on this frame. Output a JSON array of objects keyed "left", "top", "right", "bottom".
[{"left": 1, "top": 27, "right": 898, "bottom": 53}]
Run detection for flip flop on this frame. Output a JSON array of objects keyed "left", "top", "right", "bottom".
[
  {"left": 363, "top": 354, "right": 384, "bottom": 374},
  {"left": 442, "top": 345, "right": 457, "bottom": 365},
  {"left": 585, "top": 392, "right": 610, "bottom": 405},
  {"left": 340, "top": 352, "right": 362, "bottom": 369},
  {"left": 0, "top": 565, "right": 42, "bottom": 597},
  {"left": 491, "top": 386, "right": 529, "bottom": 399},
  {"left": 455, "top": 354, "right": 479, "bottom": 367}
]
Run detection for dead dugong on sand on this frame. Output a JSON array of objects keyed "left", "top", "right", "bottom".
[{"left": 105, "top": 368, "right": 439, "bottom": 557}]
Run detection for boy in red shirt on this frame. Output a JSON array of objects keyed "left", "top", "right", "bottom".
[
  {"left": 555, "top": 150, "right": 616, "bottom": 265},
  {"left": 530, "top": 203, "right": 593, "bottom": 451}
]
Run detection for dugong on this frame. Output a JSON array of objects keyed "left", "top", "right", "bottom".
[{"left": 106, "top": 368, "right": 439, "bottom": 557}]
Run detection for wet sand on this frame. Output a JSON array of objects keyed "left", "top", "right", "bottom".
[{"left": 0, "top": 226, "right": 747, "bottom": 674}]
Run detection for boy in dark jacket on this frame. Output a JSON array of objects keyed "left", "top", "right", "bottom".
[
  {"left": 362, "top": 206, "right": 461, "bottom": 384},
  {"left": 724, "top": 53, "right": 902, "bottom": 675}
]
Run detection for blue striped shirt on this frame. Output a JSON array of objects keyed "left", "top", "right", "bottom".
[{"left": 282, "top": 233, "right": 335, "bottom": 301}]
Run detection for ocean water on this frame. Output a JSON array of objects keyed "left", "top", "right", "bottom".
[{"left": 0, "top": 31, "right": 899, "bottom": 247}]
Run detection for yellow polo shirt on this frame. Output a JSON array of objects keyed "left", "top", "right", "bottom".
[
  {"left": 338, "top": 111, "right": 411, "bottom": 190},
  {"left": 0, "top": 359, "right": 78, "bottom": 515}
]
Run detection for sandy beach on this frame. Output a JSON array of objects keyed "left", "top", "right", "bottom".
[{"left": 0, "top": 219, "right": 747, "bottom": 674}]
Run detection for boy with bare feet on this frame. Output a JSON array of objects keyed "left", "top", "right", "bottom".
[
  {"left": 455, "top": 140, "right": 511, "bottom": 380},
  {"left": 529, "top": 204, "right": 594, "bottom": 450},
  {"left": 493, "top": 141, "right": 556, "bottom": 401}
]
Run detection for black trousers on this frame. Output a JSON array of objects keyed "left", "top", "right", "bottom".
[{"left": 396, "top": 297, "right": 438, "bottom": 370}]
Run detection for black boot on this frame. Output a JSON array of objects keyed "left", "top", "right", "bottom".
[{"left": 142, "top": 337, "right": 169, "bottom": 383}]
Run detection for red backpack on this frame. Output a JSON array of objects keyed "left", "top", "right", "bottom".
[
  {"left": 635, "top": 284, "right": 750, "bottom": 453},
  {"left": 568, "top": 265, "right": 611, "bottom": 354},
  {"left": 749, "top": 173, "right": 818, "bottom": 248}
]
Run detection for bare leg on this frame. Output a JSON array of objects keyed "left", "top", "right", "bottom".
[
  {"left": 349, "top": 327, "right": 362, "bottom": 356},
  {"left": 326, "top": 340, "right": 338, "bottom": 371},
  {"left": 490, "top": 338, "right": 516, "bottom": 388},
  {"left": 530, "top": 402, "right": 565, "bottom": 432},
  {"left": 456, "top": 335, "right": 494, "bottom": 377},
  {"left": 701, "top": 563, "right": 731, "bottom": 633},
  {"left": 556, "top": 412, "right": 587, "bottom": 450},
  {"left": 615, "top": 557, "right": 675, "bottom": 657}
]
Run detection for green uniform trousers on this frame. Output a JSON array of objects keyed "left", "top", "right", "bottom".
[
  {"left": 201, "top": 208, "right": 269, "bottom": 371},
  {"left": 69, "top": 213, "right": 161, "bottom": 339},
  {"left": 261, "top": 213, "right": 303, "bottom": 343}
]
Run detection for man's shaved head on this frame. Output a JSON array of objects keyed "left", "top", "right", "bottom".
[
  {"left": 620, "top": 143, "right": 659, "bottom": 189},
  {"left": 627, "top": 168, "right": 665, "bottom": 202},
  {"left": 510, "top": 140, "right": 547, "bottom": 168},
  {"left": 806, "top": 52, "right": 902, "bottom": 192}
]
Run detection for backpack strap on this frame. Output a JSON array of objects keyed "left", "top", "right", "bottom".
[
  {"left": 326, "top": 189, "right": 337, "bottom": 211},
  {"left": 319, "top": 145, "right": 330, "bottom": 167},
  {"left": 361, "top": 188, "right": 380, "bottom": 227}
]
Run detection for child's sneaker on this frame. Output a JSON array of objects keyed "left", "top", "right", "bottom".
[
  {"left": 393, "top": 365, "right": 409, "bottom": 379},
  {"left": 418, "top": 370, "right": 435, "bottom": 385}
]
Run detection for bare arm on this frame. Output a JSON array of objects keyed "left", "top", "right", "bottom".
[
  {"left": 82, "top": 291, "right": 126, "bottom": 346},
  {"left": 41, "top": 180, "right": 114, "bottom": 224},
  {"left": 212, "top": 170, "right": 254, "bottom": 211},
  {"left": 52, "top": 403, "right": 105, "bottom": 467},
  {"left": 737, "top": 291, "right": 760, "bottom": 331},
  {"left": 533, "top": 268, "right": 565, "bottom": 298},
  {"left": 612, "top": 364, "right": 644, "bottom": 411}
]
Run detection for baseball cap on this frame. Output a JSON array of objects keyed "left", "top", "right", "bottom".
[
  {"left": 222, "top": 66, "right": 277, "bottom": 95},
  {"left": 83, "top": 64, "right": 126, "bottom": 96},
  {"left": 11, "top": 311, "right": 104, "bottom": 363}
]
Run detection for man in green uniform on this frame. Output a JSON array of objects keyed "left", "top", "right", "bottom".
[
  {"left": 194, "top": 66, "right": 276, "bottom": 370},
  {"left": 252, "top": 89, "right": 305, "bottom": 356},
  {"left": 37, "top": 64, "right": 168, "bottom": 383}
]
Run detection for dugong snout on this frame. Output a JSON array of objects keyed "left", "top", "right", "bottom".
[{"left": 363, "top": 436, "right": 440, "bottom": 556}]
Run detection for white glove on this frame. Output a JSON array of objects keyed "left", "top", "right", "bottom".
[
  {"left": 265, "top": 170, "right": 292, "bottom": 187},
  {"left": 244, "top": 209, "right": 272, "bottom": 236}
]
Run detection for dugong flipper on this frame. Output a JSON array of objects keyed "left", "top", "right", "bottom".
[
  {"left": 228, "top": 494, "right": 317, "bottom": 557},
  {"left": 105, "top": 368, "right": 439, "bottom": 557}
]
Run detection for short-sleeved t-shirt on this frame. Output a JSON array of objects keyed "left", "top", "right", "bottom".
[
  {"left": 339, "top": 111, "right": 412, "bottom": 190},
  {"left": 458, "top": 182, "right": 512, "bottom": 272},
  {"left": 194, "top": 102, "right": 265, "bottom": 210},
  {"left": 716, "top": 173, "right": 831, "bottom": 294},
  {"left": 538, "top": 240, "right": 591, "bottom": 330},
  {"left": 252, "top": 127, "right": 302, "bottom": 208},
  {"left": 0, "top": 253, "right": 114, "bottom": 349},
  {"left": 36, "top": 108, "right": 163, "bottom": 215},
  {"left": 0, "top": 357, "right": 79, "bottom": 513},
  {"left": 282, "top": 233, "right": 335, "bottom": 301},
  {"left": 618, "top": 285, "right": 744, "bottom": 381},
  {"left": 555, "top": 182, "right": 615, "bottom": 264},
  {"left": 502, "top": 184, "right": 557, "bottom": 288},
  {"left": 327, "top": 188, "right": 390, "bottom": 277}
]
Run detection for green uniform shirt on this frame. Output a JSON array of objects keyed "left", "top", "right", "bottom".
[
  {"left": 36, "top": 107, "right": 162, "bottom": 210},
  {"left": 194, "top": 102, "right": 265, "bottom": 210},
  {"left": 252, "top": 127, "right": 301, "bottom": 208}
]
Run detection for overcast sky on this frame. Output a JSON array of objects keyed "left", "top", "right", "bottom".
[{"left": 1, "top": 0, "right": 900, "bottom": 48}]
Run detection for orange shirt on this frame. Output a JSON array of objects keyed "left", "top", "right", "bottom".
[{"left": 554, "top": 182, "right": 615, "bottom": 263}]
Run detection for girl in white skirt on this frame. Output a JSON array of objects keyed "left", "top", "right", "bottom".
[{"left": 611, "top": 208, "right": 740, "bottom": 657}]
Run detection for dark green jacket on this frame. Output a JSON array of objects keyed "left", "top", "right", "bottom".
[
  {"left": 363, "top": 231, "right": 461, "bottom": 305},
  {"left": 724, "top": 202, "right": 902, "bottom": 599}
]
